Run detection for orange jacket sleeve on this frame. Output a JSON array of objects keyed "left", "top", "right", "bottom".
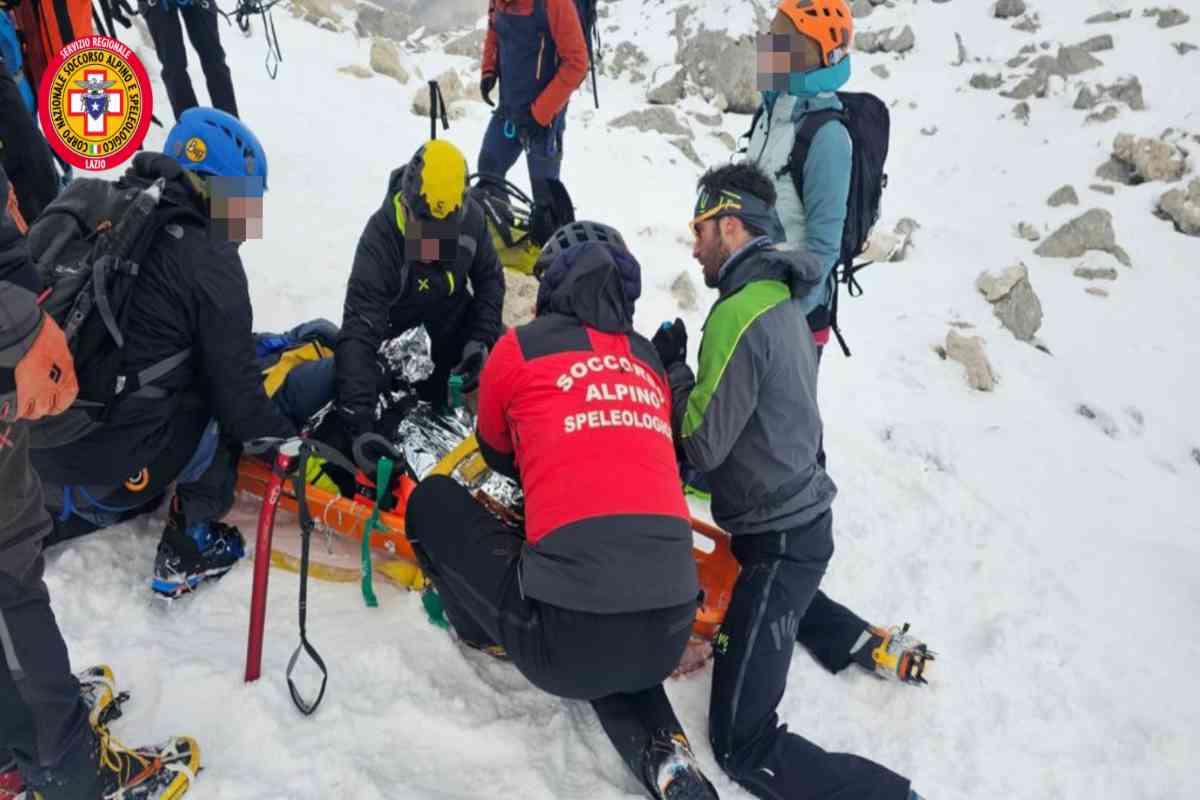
[
  {"left": 530, "top": 0, "right": 589, "bottom": 126},
  {"left": 482, "top": 0, "right": 499, "bottom": 78}
]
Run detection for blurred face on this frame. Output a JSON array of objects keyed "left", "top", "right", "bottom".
[
  {"left": 404, "top": 207, "right": 460, "bottom": 264},
  {"left": 756, "top": 14, "right": 824, "bottom": 90},
  {"left": 209, "top": 176, "right": 264, "bottom": 242},
  {"left": 691, "top": 216, "right": 733, "bottom": 288}
]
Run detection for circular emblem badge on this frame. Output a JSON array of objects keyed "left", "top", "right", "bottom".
[
  {"left": 38, "top": 35, "right": 153, "bottom": 172},
  {"left": 124, "top": 467, "right": 150, "bottom": 493},
  {"left": 183, "top": 136, "right": 208, "bottom": 163}
]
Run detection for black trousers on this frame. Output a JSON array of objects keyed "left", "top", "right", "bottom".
[
  {"left": 0, "top": 424, "right": 87, "bottom": 770},
  {"left": 406, "top": 475, "right": 699, "bottom": 797},
  {"left": 709, "top": 512, "right": 911, "bottom": 800},
  {"left": 142, "top": 1, "right": 238, "bottom": 120}
]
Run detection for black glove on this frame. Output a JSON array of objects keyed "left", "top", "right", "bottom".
[
  {"left": 512, "top": 106, "right": 548, "bottom": 146},
  {"left": 480, "top": 73, "right": 497, "bottom": 107},
  {"left": 652, "top": 318, "right": 688, "bottom": 368},
  {"left": 451, "top": 340, "right": 488, "bottom": 394}
]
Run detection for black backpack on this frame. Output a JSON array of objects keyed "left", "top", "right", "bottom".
[
  {"left": 27, "top": 177, "right": 194, "bottom": 444},
  {"left": 747, "top": 91, "right": 890, "bottom": 356}
]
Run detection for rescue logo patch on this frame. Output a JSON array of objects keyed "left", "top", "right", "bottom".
[
  {"left": 184, "top": 136, "right": 207, "bottom": 163},
  {"left": 38, "top": 35, "right": 153, "bottom": 172}
]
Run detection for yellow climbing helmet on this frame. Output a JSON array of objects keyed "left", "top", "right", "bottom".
[{"left": 399, "top": 139, "right": 469, "bottom": 224}]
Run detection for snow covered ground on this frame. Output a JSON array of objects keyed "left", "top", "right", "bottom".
[{"left": 46, "top": 1, "right": 1200, "bottom": 797}]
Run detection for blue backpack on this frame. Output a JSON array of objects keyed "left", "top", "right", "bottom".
[{"left": 0, "top": 11, "right": 36, "bottom": 114}]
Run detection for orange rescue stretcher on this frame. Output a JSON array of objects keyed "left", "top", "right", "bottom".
[{"left": 238, "top": 435, "right": 740, "bottom": 684}]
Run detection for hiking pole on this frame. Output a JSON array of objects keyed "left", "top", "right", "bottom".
[{"left": 428, "top": 80, "right": 449, "bottom": 140}]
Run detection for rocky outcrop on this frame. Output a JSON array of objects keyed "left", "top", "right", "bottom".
[
  {"left": 944, "top": 331, "right": 996, "bottom": 391},
  {"left": 976, "top": 262, "right": 1043, "bottom": 341},
  {"left": 370, "top": 39, "right": 410, "bottom": 84},
  {"left": 1035, "top": 209, "right": 1131, "bottom": 266},
  {"left": 1111, "top": 133, "right": 1188, "bottom": 183},
  {"left": 1047, "top": 185, "right": 1079, "bottom": 207},
  {"left": 1158, "top": 178, "right": 1200, "bottom": 236},
  {"left": 609, "top": 108, "right": 691, "bottom": 137}
]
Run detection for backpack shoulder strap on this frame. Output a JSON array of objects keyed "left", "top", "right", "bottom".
[
  {"left": 777, "top": 108, "right": 846, "bottom": 184},
  {"left": 737, "top": 104, "right": 766, "bottom": 155}
]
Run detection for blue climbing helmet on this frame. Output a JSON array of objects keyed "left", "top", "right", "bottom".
[{"left": 164, "top": 107, "right": 269, "bottom": 189}]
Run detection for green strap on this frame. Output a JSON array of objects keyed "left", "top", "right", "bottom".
[
  {"left": 448, "top": 373, "right": 464, "bottom": 410},
  {"left": 360, "top": 456, "right": 394, "bottom": 608}
]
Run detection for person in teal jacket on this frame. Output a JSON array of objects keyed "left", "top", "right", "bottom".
[{"left": 747, "top": 0, "right": 855, "bottom": 347}]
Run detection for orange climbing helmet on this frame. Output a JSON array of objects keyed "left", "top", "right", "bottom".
[{"left": 775, "top": 0, "right": 854, "bottom": 67}]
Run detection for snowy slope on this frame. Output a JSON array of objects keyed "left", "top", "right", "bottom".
[{"left": 46, "top": 1, "right": 1200, "bottom": 798}]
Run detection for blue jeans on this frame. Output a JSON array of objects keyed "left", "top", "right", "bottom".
[{"left": 478, "top": 111, "right": 566, "bottom": 196}]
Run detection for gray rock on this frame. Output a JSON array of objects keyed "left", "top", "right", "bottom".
[
  {"left": 608, "top": 41, "right": 649, "bottom": 80},
  {"left": 854, "top": 29, "right": 887, "bottom": 53},
  {"left": 1058, "top": 45, "right": 1103, "bottom": 75},
  {"left": 711, "top": 131, "right": 738, "bottom": 151},
  {"left": 993, "top": 277, "right": 1044, "bottom": 340},
  {"left": 370, "top": 39, "right": 410, "bottom": 84},
  {"left": 1085, "top": 10, "right": 1132, "bottom": 23},
  {"left": 1002, "top": 73, "right": 1048, "bottom": 100},
  {"left": 1192, "top": 447, "right": 1200, "bottom": 467},
  {"left": 1085, "top": 286, "right": 1110, "bottom": 297},
  {"left": 1087, "top": 105, "right": 1121, "bottom": 124},
  {"left": 1048, "top": 185, "right": 1079, "bottom": 207},
  {"left": 1035, "top": 208, "right": 1131, "bottom": 266},
  {"left": 970, "top": 72, "right": 1004, "bottom": 89},
  {"left": 444, "top": 29, "right": 485, "bottom": 58},
  {"left": 609, "top": 107, "right": 691, "bottom": 137},
  {"left": 954, "top": 32, "right": 968, "bottom": 66},
  {"left": 945, "top": 330, "right": 996, "bottom": 391},
  {"left": 502, "top": 269, "right": 539, "bottom": 329},
  {"left": 1095, "top": 156, "right": 1137, "bottom": 184},
  {"left": 647, "top": 66, "right": 687, "bottom": 106},
  {"left": 337, "top": 64, "right": 374, "bottom": 79},
  {"left": 851, "top": 0, "right": 874, "bottom": 17},
  {"left": 671, "top": 271, "right": 700, "bottom": 311},
  {"left": 1075, "top": 34, "right": 1115, "bottom": 52},
  {"left": 1105, "top": 76, "right": 1145, "bottom": 111},
  {"left": 994, "top": 0, "right": 1026, "bottom": 19},
  {"left": 1073, "top": 266, "right": 1119, "bottom": 280},
  {"left": 1020, "top": 43, "right": 1038, "bottom": 54},
  {"left": 884, "top": 25, "right": 916, "bottom": 53},
  {"left": 895, "top": 217, "right": 921, "bottom": 237},
  {"left": 1090, "top": 183, "right": 1117, "bottom": 195},
  {"left": 1154, "top": 8, "right": 1190, "bottom": 28},
  {"left": 1174, "top": 42, "right": 1199, "bottom": 55},
  {"left": 1012, "top": 14, "right": 1041, "bottom": 33},
  {"left": 291, "top": 0, "right": 339, "bottom": 28},
  {"left": 871, "top": 64, "right": 892, "bottom": 79},
  {"left": 356, "top": 6, "right": 414, "bottom": 41},
  {"left": 689, "top": 111, "right": 722, "bottom": 127},
  {"left": 669, "top": 137, "right": 704, "bottom": 168},
  {"left": 1016, "top": 222, "right": 1041, "bottom": 241},
  {"left": 1006, "top": 55, "right": 1029, "bottom": 68},
  {"left": 921, "top": 125, "right": 940, "bottom": 136},
  {"left": 1158, "top": 178, "right": 1200, "bottom": 236},
  {"left": 1011, "top": 101, "right": 1032, "bottom": 124},
  {"left": 1074, "top": 86, "right": 1100, "bottom": 110},
  {"left": 976, "top": 263, "right": 1030, "bottom": 301},
  {"left": 674, "top": 25, "right": 759, "bottom": 114},
  {"left": 1112, "top": 133, "right": 1188, "bottom": 183},
  {"left": 1027, "top": 54, "right": 1063, "bottom": 77}
]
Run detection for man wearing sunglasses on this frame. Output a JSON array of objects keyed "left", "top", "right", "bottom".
[
  {"left": 330, "top": 140, "right": 505, "bottom": 454},
  {"left": 656, "top": 163, "right": 929, "bottom": 800}
]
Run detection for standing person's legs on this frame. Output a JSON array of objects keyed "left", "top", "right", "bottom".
[
  {"left": 142, "top": 2, "right": 199, "bottom": 120},
  {"left": 180, "top": 4, "right": 239, "bottom": 117},
  {"left": 0, "top": 424, "right": 87, "bottom": 771},
  {"left": 709, "top": 512, "right": 910, "bottom": 800},
  {"left": 525, "top": 113, "right": 566, "bottom": 186},
  {"left": 477, "top": 113, "right": 525, "bottom": 181}
]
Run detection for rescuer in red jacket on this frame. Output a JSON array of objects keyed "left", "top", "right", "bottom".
[{"left": 405, "top": 221, "right": 718, "bottom": 800}]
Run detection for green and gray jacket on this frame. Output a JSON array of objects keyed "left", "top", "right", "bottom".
[{"left": 668, "top": 237, "right": 837, "bottom": 535}]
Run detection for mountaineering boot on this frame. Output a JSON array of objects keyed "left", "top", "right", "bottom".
[
  {"left": 0, "top": 666, "right": 130, "bottom": 799},
  {"left": 77, "top": 665, "right": 130, "bottom": 729},
  {"left": 18, "top": 722, "right": 200, "bottom": 800},
  {"left": 850, "top": 623, "right": 935, "bottom": 685},
  {"left": 151, "top": 507, "right": 245, "bottom": 597},
  {"left": 642, "top": 731, "right": 719, "bottom": 800}
]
